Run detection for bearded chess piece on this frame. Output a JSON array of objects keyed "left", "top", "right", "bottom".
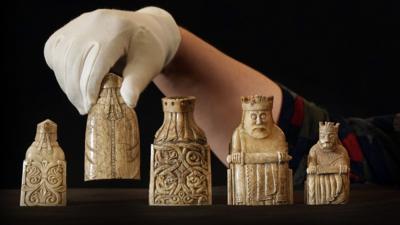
[
  {"left": 85, "top": 73, "right": 140, "bottom": 181},
  {"left": 227, "top": 95, "right": 293, "bottom": 205},
  {"left": 149, "top": 96, "right": 212, "bottom": 205},
  {"left": 305, "top": 122, "right": 350, "bottom": 205},
  {"left": 20, "top": 119, "right": 67, "bottom": 206}
]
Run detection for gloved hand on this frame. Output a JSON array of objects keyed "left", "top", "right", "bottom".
[{"left": 44, "top": 7, "right": 181, "bottom": 114}]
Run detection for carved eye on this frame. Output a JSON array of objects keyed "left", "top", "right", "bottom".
[
  {"left": 260, "top": 113, "right": 266, "bottom": 119},
  {"left": 251, "top": 113, "right": 257, "bottom": 120}
]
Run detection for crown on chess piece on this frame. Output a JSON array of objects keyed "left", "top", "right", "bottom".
[
  {"left": 319, "top": 122, "right": 340, "bottom": 133},
  {"left": 241, "top": 95, "right": 273, "bottom": 111},
  {"left": 162, "top": 96, "right": 196, "bottom": 113}
]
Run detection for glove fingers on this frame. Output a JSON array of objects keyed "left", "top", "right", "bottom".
[
  {"left": 44, "top": 31, "right": 63, "bottom": 71},
  {"left": 45, "top": 34, "right": 72, "bottom": 93},
  {"left": 81, "top": 41, "right": 126, "bottom": 113},
  {"left": 135, "top": 7, "right": 181, "bottom": 65},
  {"left": 120, "top": 29, "right": 164, "bottom": 108},
  {"left": 64, "top": 39, "right": 99, "bottom": 114}
]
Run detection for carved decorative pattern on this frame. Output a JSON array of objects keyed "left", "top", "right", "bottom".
[
  {"left": 21, "top": 160, "right": 66, "bottom": 206},
  {"left": 149, "top": 96, "right": 212, "bottom": 206},
  {"left": 151, "top": 143, "right": 210, "bottom": 205}
]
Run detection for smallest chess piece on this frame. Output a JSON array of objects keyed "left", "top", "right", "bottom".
[
  {"left": 20, "top": 119, "right": 67, "bottom": 206},
  {"left": 305, "top": 122, "right": 350, "bottom": 205}
]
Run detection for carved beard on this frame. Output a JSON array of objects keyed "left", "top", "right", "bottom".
[
  {"left": 319, "top": 141, "right": 337, "bottom": 152},
  {"left": 248, "top": 125, "right": 271, "bottom": 139}
]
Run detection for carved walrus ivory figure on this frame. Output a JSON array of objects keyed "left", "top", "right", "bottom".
[
  {"left": 305, "top": 122, "right": 350, "bottom": 205},
  {"left": 227, "top": 95, "right": 293, "bottom": 205},
  {"left": 20, "top": 119, "right": 67, "bottom": 206},
  {"left": 149, "top": 96, "right": 212, "bottom": 205},
  {"left": 85, "top": 73, "right": 140, "bottom": 181}
]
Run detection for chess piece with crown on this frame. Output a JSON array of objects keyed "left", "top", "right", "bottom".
[
  {"left": 85, "top": 73, "right": 140, "bottom": 181},
  {"left": 20, "top": 119, "right": 67, "bottom": 206},
  {"left": 149, "top": 96, "right": 212, "bottom": 205},
  {"left": 305, "top": 122, "right": 350, "bottom": 204},
  {"left": 227, "top": 95, "right": 293, "bottom": 205}
]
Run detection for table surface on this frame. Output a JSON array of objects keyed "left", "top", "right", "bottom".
[{"left": 1, "top": 184, "right": 399, "bottom": 225}]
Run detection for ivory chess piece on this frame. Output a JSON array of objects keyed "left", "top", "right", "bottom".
[
  {"left": 227, "top": 95, "right": 293, "bottom": 205},
  {"left": 305, "top": 122, "right": 350, "bottom": 205},
  {"left": 85, "top": 73, "right": 140, "bottom": 181},
  {"left": 149, "top": 96, "right": 212, "bottom": 205},
  {"left": 20, "top": 119, "right": 67, "bottom": 206}
]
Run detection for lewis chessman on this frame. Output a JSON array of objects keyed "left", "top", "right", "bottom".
[
  {"left": 305, "top": 122, "right": 350, "bottom": 205},
  {"left": 227, "top": 95, "right": 293, "bottom": 205}
]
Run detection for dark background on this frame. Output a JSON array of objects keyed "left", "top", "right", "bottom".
[{"left": 2, "top": 0, "right": 399, "bottom": 188}]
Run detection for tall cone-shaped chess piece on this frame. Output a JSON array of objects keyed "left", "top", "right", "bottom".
[{"left": 85, "top": 73, "right": 140, "bottom": 181}]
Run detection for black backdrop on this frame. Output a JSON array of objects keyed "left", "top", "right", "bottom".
[{"left": 2, "top": 0, "right": 399, "bottom": 188}]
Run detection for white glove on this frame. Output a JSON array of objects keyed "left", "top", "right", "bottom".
[{"left": 44, "top": 7, "right": 181, "bottom": 114}]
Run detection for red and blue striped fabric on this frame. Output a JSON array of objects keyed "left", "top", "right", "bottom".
[{"left": 278, "top": 85, "right": 399, "bottom": 185}]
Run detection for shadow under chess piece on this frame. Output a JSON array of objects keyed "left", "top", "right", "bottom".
[
  {"left": 20, "top": 119, "right": 66, "bottom": 206},
  {"left": 227, "top": 95, "right": 293, "bottom": 205},
  {"left": 305, "top": 122, "right": 350, "bottom": 205},
  {"left": 85, "top": 73, "right": 140, "bottom": 181},
  {"left": 149, "top": 96, "right": 212, "bottom": 205}
]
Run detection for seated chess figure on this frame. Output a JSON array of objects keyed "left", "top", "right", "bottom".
[
  {"left": 305, "top": 122, "right": 350, "bottom": 205},
  {"left": 227, "top": 96, "right": 293, "bottom": 205}
]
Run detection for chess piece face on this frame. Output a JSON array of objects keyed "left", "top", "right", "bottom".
[
  {"left": 242, "top": 110, "right": 273, "bottom": 139},
  {"left": 20, "top": 119, "right": 67, "bottom": 206},
  {"left": 305, "top": 122, "right": 350, "bottom": 205},
  {"left": 85, "top": 73, "right": 140, "bottom": 181},
  {"left": 318, "top": 127, "right": 338, "bottom": 152},
  {"left": 149, "top": 96, "right": 212, "bottom": 206},
  {"left": 227, "top": 95, "right": 293, "bottom": 205}
]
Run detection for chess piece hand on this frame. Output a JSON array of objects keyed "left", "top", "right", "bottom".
[
  {"left": 339, "top": 165, "right": 349, "bottom": 174},
  {"left": 307, "top": 165, "right": 317, "bottom": 174},
  {"left": 227, "top": 153, "right": 242, "bottom": 164},
  {"left": 44, "top": 7, "right": 181, "bottom": 114},
  {"left": 277, "top": 151, "right": 285, "bottom": 163}
]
